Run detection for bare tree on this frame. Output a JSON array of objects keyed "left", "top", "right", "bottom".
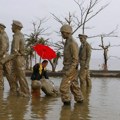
[
  {"left": 51, "top": 0, "right": 109, "bottom": 34},
  {"left": 51, "top": 0, "right": 109, "bottom": 54},
  {"left": 99, "top": 36, "right": 110, "bottom": 71},
  {"left": 73, "top": 0, "right": 109, "bottom": 34},
  {"left": 91, "top": 28, "right": 119, "bottom": 71},
  {"left": 51, "top": 0, "right": 109, "bottom": 71},
  {"left": 25, "top": 18, "right": 62, "bottom": 72},
  {"left": 49, "top": 52, "right": 62, "bottom": 72},
  {"left": 25, "top": 18, "right": 50, "bottom": 69}
]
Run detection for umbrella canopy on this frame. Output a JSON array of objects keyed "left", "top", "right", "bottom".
[{"left": 32, "top": 44, "right": 57, "bottom": 60}]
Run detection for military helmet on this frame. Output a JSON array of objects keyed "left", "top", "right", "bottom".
[
  {"left": 60, "top": 24, "right": 72, "bottom": 33},
  {"left": 0, "top": 23, "right": 6, "bottom": 28},
  {"left": 12, "top": 20, "right": 23, "bottom": 28},
  {"left": 78, "top": 34, "right": 88, "bottom": 39}
]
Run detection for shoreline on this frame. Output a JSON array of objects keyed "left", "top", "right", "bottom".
[{"left": 25, "top": 70, "right": 120, "bottom": 78}]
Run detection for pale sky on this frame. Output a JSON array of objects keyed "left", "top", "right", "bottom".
[{"left": 0, "top": 0, "right": 120, "bottom": 61}]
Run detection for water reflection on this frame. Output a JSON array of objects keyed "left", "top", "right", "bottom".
[
  {"left": 60, "top": 87, "right": 92, "bottom": 120},
  {"left": 60, "top": 105, "right": 71, "bottom": 120},
  {"left": 89, "top": 78, "right": 120, "bottom": 120},
  {"left": 0, "top": 91, "right": 29, "bottom": 120},
  {"left": 1, "top": 77, "right": 120, "bottom": 120},
  {"left": 31, "top": 96, "right": 57, "bottom": 120},
  {"left": 0, "top": 91, "right": 8, "bottom": 120}
]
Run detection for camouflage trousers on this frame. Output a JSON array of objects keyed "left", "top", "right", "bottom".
[
  {"left": 78, "top": 67, "right": 92, "bottom": 88},
  {"left": 0, "top": 61, "right": 12, "bottom": 90},
  {"left": 60, "top": 68, "right": 83, "bottom": 102}
]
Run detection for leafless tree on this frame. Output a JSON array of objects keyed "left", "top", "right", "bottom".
[
  {"left": 25, "top": 18, "right": 50, "bottom": 69},
  {"left": 91, "top": 27, "right": 119, "bottom": 71},
  {"left": 51, "top": 0, "right": 109, "bottom": 56},
  {"left": 51, "top": 0, "right": 109, "bottom": 34},
  {"left": 51, "top": 0, "right": 109, "bottom": 71}
]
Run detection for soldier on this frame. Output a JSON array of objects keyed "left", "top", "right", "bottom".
[
  {"left": 78, "top": 34, "right": 92, "bottom": 88},
  {"left": 0, "top": 23, "right": 12, "bottom": 90},
  {"left": 60, "top": 24, "right": 83, "bottom": 105},
  {"left": 10, "top": 20, "right": 30, "bottom": 97}
]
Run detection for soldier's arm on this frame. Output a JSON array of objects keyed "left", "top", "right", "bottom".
[
  {"left": 19, "top": 35, "right": 25, "bottom": 55},
  {"left": 85, "top": 44, "right": 91, "bottom": 68},
  {"left": 0, "top": 35, "right": 8, "bottom": 56},
  {"left": 12, "top": 35, "right": 20, "bottom": 55},
  {"left": 78, "top": 46, "right": 81, "bottom": 63},
  {"left": 65, "top": 43, "right": 78, "bottom": 76}
]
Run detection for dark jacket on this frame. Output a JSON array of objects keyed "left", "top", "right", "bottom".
[{"left": 31, "top": 63, "right": 49, "bottom": 80}]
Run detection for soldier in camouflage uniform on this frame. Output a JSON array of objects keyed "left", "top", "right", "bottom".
[
  {"left": 10, "top": 20, "right": 30, "bottom": 97},
  {"left": 60, "top": 24, "right": 83, "bottom": 105},
  {"left": 78, "top": 34, "right": 92, "bottom": 88},
  {"left": 0, "top": 23, "right": 12, "bottom": 90}
]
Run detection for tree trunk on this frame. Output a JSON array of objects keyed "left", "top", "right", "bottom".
[{"left": 49, "top": 60, "right": 56, "bottom": 72}]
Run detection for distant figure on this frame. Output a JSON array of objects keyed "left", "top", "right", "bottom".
[
  {"left": 78, "top": 34, "right": 92, "bottom": 88},
  {"left": 60, "top": 24, "right": 83, "bottom": 105},
  {"left": 0, "top": 23, "right": 12, "bottom": 90},
  {"left": 10, "top": 20, "right": 30, "bottom": 97}
]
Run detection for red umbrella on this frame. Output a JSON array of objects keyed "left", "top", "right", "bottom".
[{"left": 32, "top": 44, "right": 57, "bottom": 60}]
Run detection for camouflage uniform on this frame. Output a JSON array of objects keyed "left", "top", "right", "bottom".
[
  {"left": 0, "top": 23, "right": 12, "bottom": 90},
  {"left": 60, "top": 25, "right": 83, "bottom": 104},
  {"left": 78, "top": 34, "right": 92, "bottom": 88},
  {"left": 11, "top": 20, "right": 30, "bottom": 97}
]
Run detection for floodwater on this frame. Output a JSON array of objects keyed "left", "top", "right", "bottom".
[{"left": 0, "top": 77, "right": 120, "bottom": 120}]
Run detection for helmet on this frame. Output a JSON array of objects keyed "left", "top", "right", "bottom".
[
  {"left": 78, "top": 34, "right": 88, "bottom": 39},
  {"left": 0, "top": 23, "right": 6, "bottom": 28},
  {"left": 12, "top": 20, "right": 23, "bottom": 28},
  {"left": 60, "top": 24, "right": 72, "bottom": 33}
]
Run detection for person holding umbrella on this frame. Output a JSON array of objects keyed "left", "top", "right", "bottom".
[
  {"left": 32, "top": 44, "right": 58, "bottom": 97},
  {"left": 31, "top": 60, "right": 49, "bottom": 81},
  {"left": 31, "top": 58, "right": 58, "bottom": 97},
  {"left": 31, "top": 60, "right": 49, "bottom": 97}
]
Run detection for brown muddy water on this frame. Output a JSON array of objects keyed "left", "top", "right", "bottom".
[{"left": 0, "top": 77, "right": 120, "bottom": 120}]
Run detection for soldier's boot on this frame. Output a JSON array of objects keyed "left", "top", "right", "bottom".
[
  {"left": 63, "top": 101, "right": 71, "bottom": 105},
  {"left": 76, "top": 99, "right": 84, "bottom": 103},
  {"left": 18, "top": 87, "right": 30, "bottom": 98},
  {"left": 9, "top": 81, "right": 19, "bottom": 95},
  {"left": 18, "top": 91, "right": 30, "bottom": 98}
]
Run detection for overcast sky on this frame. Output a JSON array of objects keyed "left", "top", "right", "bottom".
[{"left": 0, "top": 0, "right": 120, "bottom": 60}]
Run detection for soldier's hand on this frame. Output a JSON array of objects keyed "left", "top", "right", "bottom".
[
  {"left": 0, "top": 59, "right": 5, "bottom": 64},
  {"left": 85, "top": 66, "right": 88, "bottom": 69},
  {"left": 65, "top": 70, "right": 71, "bottom": 76}
]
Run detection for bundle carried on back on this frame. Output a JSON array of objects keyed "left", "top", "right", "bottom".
[{"left": 41, "top": 78, "right": 58, "bottom": 96}]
